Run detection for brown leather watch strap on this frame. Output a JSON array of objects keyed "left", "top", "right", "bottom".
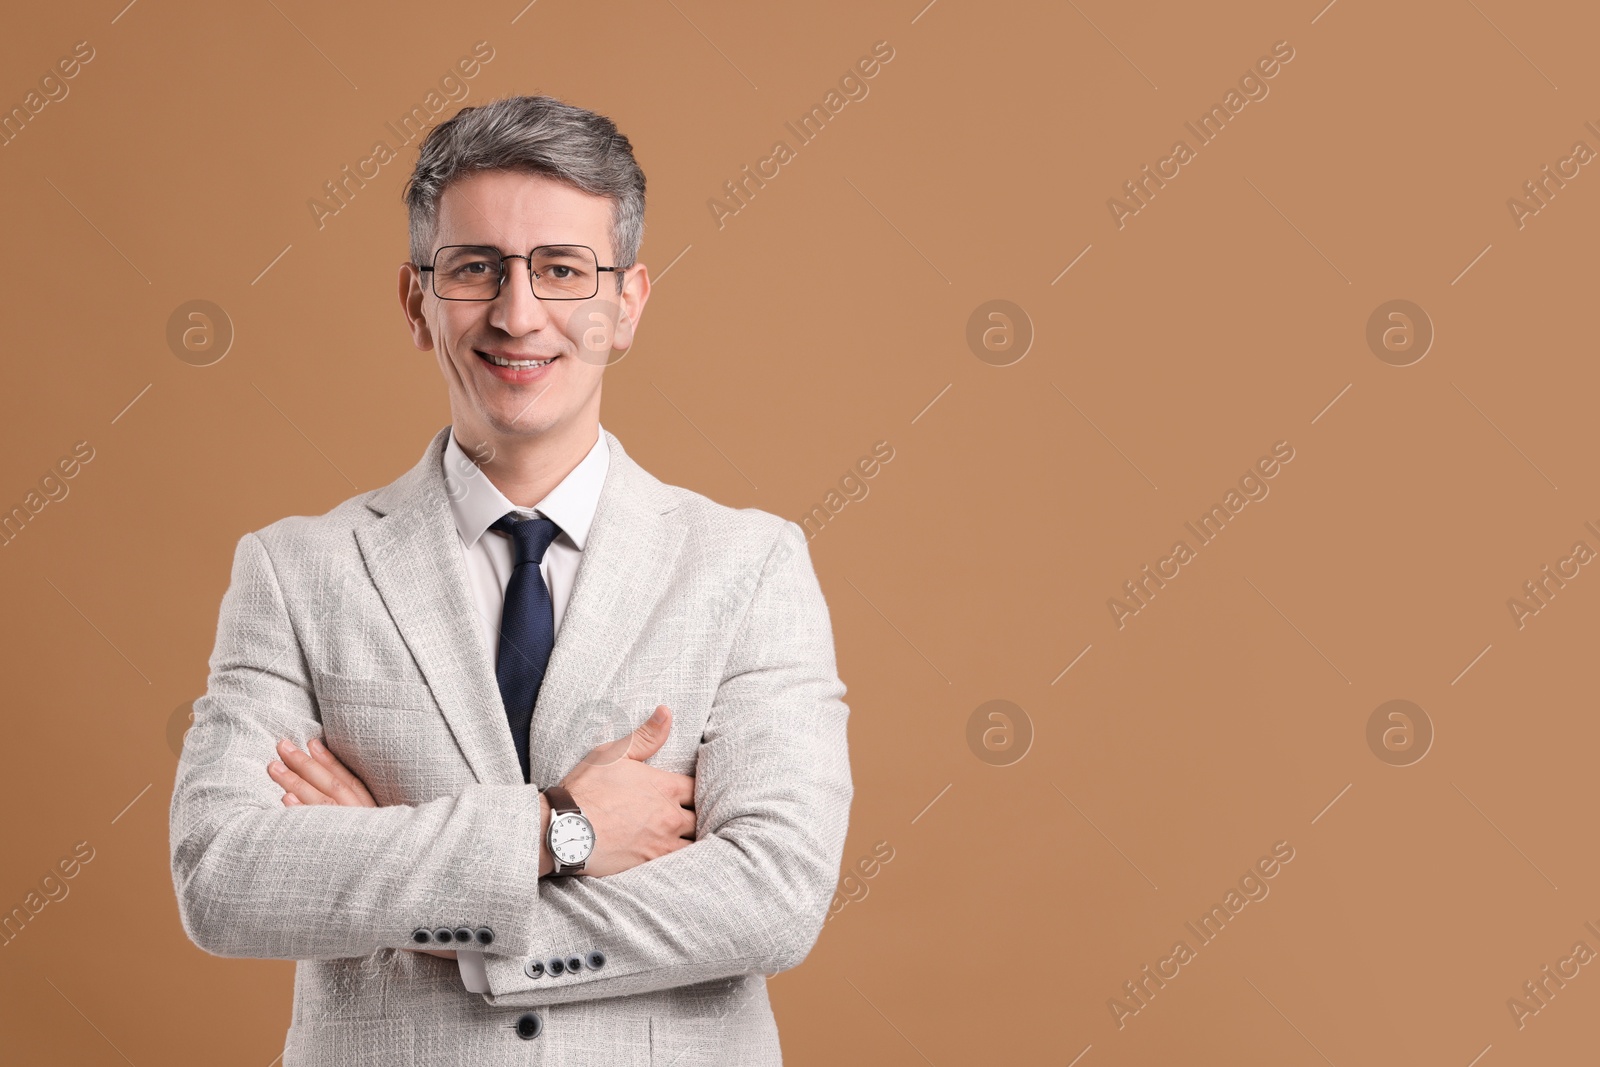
[{"left": 543, "top": 784, "right": 579, "bottom": 815}]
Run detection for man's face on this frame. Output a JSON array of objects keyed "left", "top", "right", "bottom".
[{"left": 398, "top": 170, "right": 647, "bottom": 445}]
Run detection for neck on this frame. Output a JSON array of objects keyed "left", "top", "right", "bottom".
[{"left": 455, "top": 418, "right": 600, "bottom": 508}]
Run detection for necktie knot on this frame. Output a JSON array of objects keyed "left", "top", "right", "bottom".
[{"left": 492, "top": 513, "right": 562, "bottom": 567}]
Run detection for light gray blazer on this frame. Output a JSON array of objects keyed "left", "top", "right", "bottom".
[{"left": 168, "top": 426, "right": 853, "bottom": 1066}]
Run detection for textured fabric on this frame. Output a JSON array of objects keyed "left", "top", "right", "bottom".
[
  {"left": 491, "top": 513, "right": 560, "bottom": 784},
  {"left": 445, "top": 427, "right": 609, "bottom": 993},
  {"left": 168, "top": 425, "right": 853, "bottom": 1066}
]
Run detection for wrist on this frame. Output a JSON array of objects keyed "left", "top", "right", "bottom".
[{"left": 541, "top": 783, "right": 596, "bottom": 877}]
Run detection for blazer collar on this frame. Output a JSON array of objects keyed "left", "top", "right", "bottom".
[{"left": 356, "top": 425, "right": 687, "bottom": 786}]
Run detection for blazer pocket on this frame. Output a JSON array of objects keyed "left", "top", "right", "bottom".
[
  {"left": 311, "top": 668, "right": 437, "bottom": 713},
  {"left": 311, "top": 669, "right": 468, "bottom": 805}
]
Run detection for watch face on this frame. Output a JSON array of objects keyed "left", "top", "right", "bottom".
[{"left": 549, "top": 813, "right": 594, "bottom": 865}]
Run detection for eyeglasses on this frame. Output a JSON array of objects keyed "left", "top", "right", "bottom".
[{"left": 418, "top": 244, "right": 623, "bottom": 301}]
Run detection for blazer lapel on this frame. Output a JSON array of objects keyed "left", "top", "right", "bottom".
[
  {"left": 355, "top": 426, "right": 525, "bottom": 786},
  {"left": 354, "top": 425, "right": 687, "bottom": 791},
  {"left": 526, "top": 430, "right": 687, "bottom": 788}
]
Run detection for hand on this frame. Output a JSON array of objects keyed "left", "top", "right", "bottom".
[
  {"left": 557, "top": 704, "right": 697, "bottom": 878},
  {"left": 269, "top": 737, "right": 375, "bottom": 808},
  {"left": 267, "top": 737, "right": 457, "bottom": 960}
]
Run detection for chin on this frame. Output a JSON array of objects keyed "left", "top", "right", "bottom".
[{"left": 486, "top": 408, "right": 562, "bottom": 436}]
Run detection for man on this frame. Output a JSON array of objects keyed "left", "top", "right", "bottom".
[{"left": 168, "top": 95, "right": 853, "bottom": 1066}]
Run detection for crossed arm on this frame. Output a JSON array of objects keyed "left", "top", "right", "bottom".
[
  {"left": 169, "top": 522, "right": 852, "bottom": 1005},
  {"left": 265, "top": 706, "right": 695, "bottom": 961}
]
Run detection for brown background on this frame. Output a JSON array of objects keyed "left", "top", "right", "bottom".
[{"left": 1, "top": 0, "right": 1597, "bottom": 1063}]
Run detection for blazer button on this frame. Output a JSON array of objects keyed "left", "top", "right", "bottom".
[
  {"left": 587, "top": 950, "right": 606, "bottom": 970},
  {"left": 515, "top": 1012, "right": 542, "bottom": 1040},
  {"left": 566, "top": 954, "right": 584, "bottom": 973},
  {"left": 475, "top": 926, "right": 495, "bottom": 946},
  {"left": 524, "top": 959, "right": 544, "bottom": 979},
  {"left": 411, "top": 928, "right": 432, "bottom": 944},
  {"left": 546, "top": 957, "right": 566, "bottom": 976},
  {"left": 432, "top": 928, "right": 453, "bottom": 944},
  {"left": 453, "top": 927, "right": 473, "bottom": 944}
]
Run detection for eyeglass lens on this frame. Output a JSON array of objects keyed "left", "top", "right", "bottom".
[{"left": 432, "top": 245, "right": 599, "bottom": 300}]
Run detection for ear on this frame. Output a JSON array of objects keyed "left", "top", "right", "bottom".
[
  {"left": 611, "top": 264, "right": 651, "bottom": 354},
  {"left": 398, "top": 262, "right": 434, "bottom": 351}
]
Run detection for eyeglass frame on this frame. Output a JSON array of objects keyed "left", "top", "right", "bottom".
[{"left": 416, "top": 243, "right": 625, "bottom": 301}]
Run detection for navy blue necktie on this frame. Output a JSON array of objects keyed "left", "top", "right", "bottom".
[{"left": 490, "top": 512, "right": 562, "bottom": 784}]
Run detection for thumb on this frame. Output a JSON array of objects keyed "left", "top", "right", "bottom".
[{"left": 626, "top": 705, "right": 672, "bottom": 760}]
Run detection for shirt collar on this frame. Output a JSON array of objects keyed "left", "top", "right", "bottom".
[{"left": 443, "top": 425, "right": 611, "bottom": 552}]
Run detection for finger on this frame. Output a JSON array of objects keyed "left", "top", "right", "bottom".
[
  {"left": 277, "top": 739, "right": 365, "bottom": 807},
  {"left": 647, "top": 767, "right": 696, "bottom": 808},
  {"left": 307, "top": 737, "right": 376, "bottom": 806},
  {"left": 268, "top": 757, "right": 335, "bottom": 805},
  {"left": 676, "top": 807, "right": 697, "bottom": 839},
  {"left": 282, "top": 792, "right": 302, "bottom": 807},
  {"left": 625, "top": 705, "right": 673, "bottom": 761},
  {"left": 277, "top": 738, "right": 342, "bottom": 796}
]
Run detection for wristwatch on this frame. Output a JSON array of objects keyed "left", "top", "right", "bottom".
[{"left": 542, "top": 784, "right": 595, "bottom": 876}]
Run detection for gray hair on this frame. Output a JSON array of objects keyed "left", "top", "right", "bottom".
[{"left": 402, "top": 95, "right": 646, "bottom": 289}]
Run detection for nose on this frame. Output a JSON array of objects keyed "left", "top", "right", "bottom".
[{"left": 488, "top": 257, "right": 554, "bottom": 338}]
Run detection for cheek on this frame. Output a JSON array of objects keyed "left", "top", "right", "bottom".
[
  {"left": 438, "top": 307, "right": 488, "bottom": 358},
  {"left": 559, "top": 302, "right": 623, "bottom": 365}
]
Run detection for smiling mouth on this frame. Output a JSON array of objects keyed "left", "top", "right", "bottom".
[{"left": 478, "top": 351, "right": 558, "bottom": 369}]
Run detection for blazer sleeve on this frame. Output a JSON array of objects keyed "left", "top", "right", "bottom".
[
  {"left": 478, "top": 519, "right": 854, "bottom": 1006},
  {"left": 168, "top": 531, "right": 546, "bottom": 961}
]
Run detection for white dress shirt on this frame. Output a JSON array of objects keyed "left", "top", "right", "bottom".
[{"left": 440, "top": 423, "right": 611, "bottom": 993}]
